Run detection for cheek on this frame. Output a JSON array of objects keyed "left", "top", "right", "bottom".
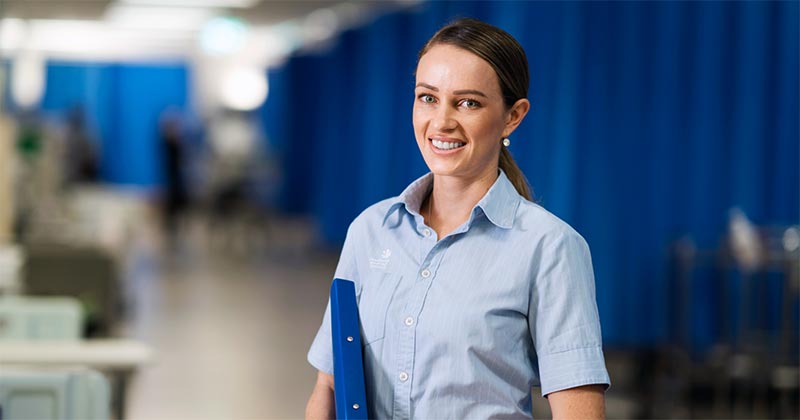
[
  {"left": 412, "top": 107, "right": 426, "bottom": 136},
  {"left": 475, "top": 113, "right": 506, "bottom": 139},
  {"left": 461, "top": 115, "right": 494, "bottom": 141}
]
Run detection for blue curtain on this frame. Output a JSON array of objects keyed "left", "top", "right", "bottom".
[
  {"left": 261, "top": 1, "right": 799, "bottom": 347},
  {"left": 34, "top": 61, "right": 191, "bottom": 186},
  {"left": 10, "top": 1, "right": 794, "bottom": 348}
]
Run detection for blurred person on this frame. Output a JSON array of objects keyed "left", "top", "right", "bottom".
[
  {"left": 205, "top": 109, "right": 263, "bottom": 253},
  {"left": 207, "top": 109, "right": 257, "bottom": 211},
  {"left": 13, "top": 111, "right": 53, "bottom": 239},
  {"left": 160, "top": 109, "right": 189, "bottom": 244},
  {"left": 63, "top": 105, "right": 99, "bottom": 186},
  {"left": 306, "top": 18, "right": 609, "bottom": 419}
]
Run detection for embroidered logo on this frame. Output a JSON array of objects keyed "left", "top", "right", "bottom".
[{"left": 369, "top": 248, "right": 392, "bottom": 270}]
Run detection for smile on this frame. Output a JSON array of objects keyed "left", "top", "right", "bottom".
[{"left": 431, "top": 139, "right": 466, "bottom": 150}]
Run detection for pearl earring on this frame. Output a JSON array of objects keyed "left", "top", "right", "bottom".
[{"left": 502, "top": 137, "right": 511, "bottom": 147}]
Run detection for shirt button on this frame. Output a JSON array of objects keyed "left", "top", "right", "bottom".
[
  {"left": 420, "top": 268, "right": 431, "bottom": 278},
  {"left": 422, "top": 228, "right": 431, "bottom": 237},
  {"left": 404, "top": 317, "right": 414, "bottom": 326},
  {"left": 399, "top": 371, "right": 409, "bottom": 382}
]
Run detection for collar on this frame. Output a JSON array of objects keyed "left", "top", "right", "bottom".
[{"left": 382, "top": 170, "right": 520, "bottom": 230}]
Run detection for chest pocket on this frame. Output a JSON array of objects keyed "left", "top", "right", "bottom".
[{"left": 357, "top": 272, "right": 401, "bottom": 345}]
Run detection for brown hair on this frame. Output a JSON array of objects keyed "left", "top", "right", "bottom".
[{"left": 418, "top": 18, "right": 533, "bottom": 201}]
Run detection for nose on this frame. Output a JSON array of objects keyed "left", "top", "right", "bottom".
[{"left": 432, "top": 105, "right": 457, "bottom": 132}]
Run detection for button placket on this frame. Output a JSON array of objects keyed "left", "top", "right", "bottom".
[
  {"left": 395, "top": 242, "right": 446, "bottom": 419},
  {"left": 393, "top": 319, "right": 416, "bottom": 419}
]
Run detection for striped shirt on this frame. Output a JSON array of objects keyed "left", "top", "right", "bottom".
[{"left": 308, "top": 170, "right": 610, "bottom": 419}]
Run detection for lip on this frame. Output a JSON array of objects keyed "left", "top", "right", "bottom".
[{"left": 428, "top": 135, "right": 466, "bottom": 155}]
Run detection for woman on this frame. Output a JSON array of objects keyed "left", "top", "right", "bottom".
[{"left": 306, "top": 18, "right": 610, "bottom": 419}]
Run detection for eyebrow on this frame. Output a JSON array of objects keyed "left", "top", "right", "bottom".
[{"left": 415, "top": 83, "right": 489, "bottom": 98}]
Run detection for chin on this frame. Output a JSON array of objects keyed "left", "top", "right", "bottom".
[
  {"left": 425, "top": 163, "right": 462, "bottom": 177},
  {"left": 421, "top": 155, "right": 449, "bottom": 172}
]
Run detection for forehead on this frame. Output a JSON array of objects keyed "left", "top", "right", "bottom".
[{"left": 416, "top": 44, "right": 500, "bottom": 94}]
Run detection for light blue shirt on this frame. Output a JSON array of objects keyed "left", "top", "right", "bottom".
[{"left": 308, "top": 170, "right": 610, "bottom": 419}]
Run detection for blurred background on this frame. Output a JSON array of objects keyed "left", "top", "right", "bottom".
[{"left": 0, "top": 0, "right": 797, "bottom": 419}]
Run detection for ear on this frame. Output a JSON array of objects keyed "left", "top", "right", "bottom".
[{"left": 502, "top": 98, "right": 530, "bottom": 137}]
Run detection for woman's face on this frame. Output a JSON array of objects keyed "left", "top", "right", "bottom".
[{"left": 413, "top": 44, "right": 512, "bottom": 181}]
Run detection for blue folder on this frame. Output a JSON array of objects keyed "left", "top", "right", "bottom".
[{"left": 330, "top": 278, "right": 369, "bottom": 419}]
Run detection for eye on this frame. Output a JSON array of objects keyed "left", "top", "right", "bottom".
[
  {"left": 418, "top": 94, "right": 436, "bottom": 104},
  {"left": 459, "top": 99, "right": 481, "bottom": 109}
]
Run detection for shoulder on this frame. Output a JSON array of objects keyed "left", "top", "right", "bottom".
[
  {"left": 345, "top": 196, "right": 401, "bottom": 238},
  {"left": 514, "top": 199, "right": 590, "bottom": 251}
]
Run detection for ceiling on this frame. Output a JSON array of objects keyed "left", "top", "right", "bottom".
[
  {"left": 0, "top": 0, "right": 415, "bottom": 62},
  {"left": 0, "top": 0, "right": 417, "bottom": 111},
  {"left": 3, "top": 1, "right": 114, "bottom": 21},
  {"left": 1, "top": 1, "right": 359, "bottom": 26}
]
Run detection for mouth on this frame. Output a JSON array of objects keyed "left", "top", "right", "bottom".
[{"left": 429, "top": 137, "right": 466, "bottom": 152}]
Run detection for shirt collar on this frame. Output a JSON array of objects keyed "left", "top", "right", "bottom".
[
  {"left": 382, "top": 170, "right": 520, "bottom": 230},
  {"left": 382, "top": 172, "right": 432, "bottom": 227}
]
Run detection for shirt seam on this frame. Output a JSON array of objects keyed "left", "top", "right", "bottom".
[
  {"left": 541, "top": 375, "right": 611, "bottom": 396},
  {"left": 539, "top": 343, "right": 603, "bottom": 356}
]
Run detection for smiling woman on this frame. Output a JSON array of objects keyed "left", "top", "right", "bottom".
[
  {"left": 412, "top": 43, "right": 528, "bottom": 231},
  {"left": 306, "top": 18, "right": 610, "bottom": 420},
  {"left": 414, "top": 19, "right": 533, "bottom": 202}
]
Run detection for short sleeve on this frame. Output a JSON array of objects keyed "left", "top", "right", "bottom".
[
  {"left": 307, "top": 222, "right": 360, "bottom": 375},
  {"left": 528, "top": 230, "right": 611, "bottom": 396}
]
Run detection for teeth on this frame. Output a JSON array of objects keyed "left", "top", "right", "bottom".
[{"left": 432, "top": 139, "right": 465, "bottom": 150}]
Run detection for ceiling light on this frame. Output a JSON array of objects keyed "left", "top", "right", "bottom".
[
  {"left": 118, "top": 0, "right": 259, "bottom": 8},
  {"left": 303, "top": 8, "right": 339, "bottom": 43},
  {"left": 4, "top": 19, "right": 194, "bottom": 61},
  {"left": 0, "top": 19, "right": 28, "bottom": 52},
  {"left": 200, "top": 16, "right": 248, "bottom": 56},
  {"left": 106, "top": 5, "right": 212, "bottom": 31},
  {"left": 11, "top": 52, "right": 46, "bottom": 109},
  {"left": 220, "top": 65, "right": 268, "bottom": 111}
]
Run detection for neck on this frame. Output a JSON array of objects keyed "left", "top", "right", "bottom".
[{"left": 424, "top": 167, "right": 499, "bottom": 238}]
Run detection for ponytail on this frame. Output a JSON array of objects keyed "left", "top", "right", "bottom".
[{"left": 499, "top": 147, "right": 533, "bottom": 201}]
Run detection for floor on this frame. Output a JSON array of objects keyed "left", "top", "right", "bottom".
[{"left": 123, "top": 216, "right": 337, "bottom": 419}]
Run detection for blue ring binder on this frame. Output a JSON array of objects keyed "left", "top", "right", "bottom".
[{"left": 330, "top": 278, "right": 369, "bottom": 419}]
